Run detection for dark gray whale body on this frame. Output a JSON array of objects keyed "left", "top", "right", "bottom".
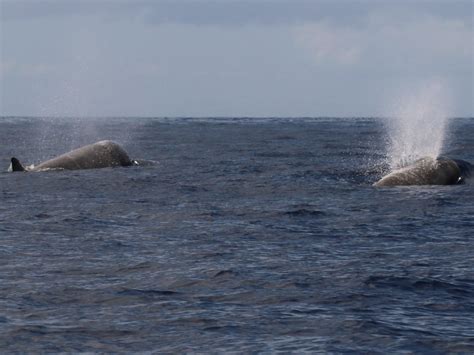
[
  {"left": 10, "top": 140, "right": 134, "bottom": 172},
  {"left": 374, "top": 157, "right": 473, "bottom": 187}
]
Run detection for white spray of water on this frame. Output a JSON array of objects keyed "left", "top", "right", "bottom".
[{"left": 384, "top": 80, "right": 453, "bottom": 170}]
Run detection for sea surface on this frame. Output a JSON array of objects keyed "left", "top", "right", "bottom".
[{"left": 1, "top": 117, "right": 473, "bottom": 353}]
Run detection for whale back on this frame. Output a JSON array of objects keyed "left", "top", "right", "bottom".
[
  {"left": 374, "top": 157, "right": 461, "bottom": 187},
  {"left": 32, "top": 140, "right": 132, "bottom": 171}
]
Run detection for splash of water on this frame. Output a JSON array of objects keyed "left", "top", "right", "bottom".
[{"left": 384, "top": 81, "right": 452, "bottom": 170}]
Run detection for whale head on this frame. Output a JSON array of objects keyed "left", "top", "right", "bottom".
[{"left": 374, "top": 157, "right": 461, "bottom": 187}]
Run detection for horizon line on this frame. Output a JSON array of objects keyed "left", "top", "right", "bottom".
[{"left": 1, "top": 115, "right": 473, "bottom": 120}]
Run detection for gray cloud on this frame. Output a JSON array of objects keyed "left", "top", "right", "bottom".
[
  {"left": 2, "top": 0, "right": 472, "bottom": 26},
  {"left": 1, "top": 0, "right": 472, "bottom": 117}
]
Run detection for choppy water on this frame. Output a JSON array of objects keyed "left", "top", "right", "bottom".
[{"left": 1, "top": 117, "right": 473, "bottom": 353}]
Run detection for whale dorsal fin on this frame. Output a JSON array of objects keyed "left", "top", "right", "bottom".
[{"left": 10, "top": 157, "right": 26, "bottom": 172}]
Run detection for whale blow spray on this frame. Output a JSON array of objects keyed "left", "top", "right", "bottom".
[{"left": 385, "top": 81, "right": 452, "bottom": 170}]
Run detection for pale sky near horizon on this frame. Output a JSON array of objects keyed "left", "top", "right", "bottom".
[{"left": 0, "top": 0, "right": 473, "bottom": 117}]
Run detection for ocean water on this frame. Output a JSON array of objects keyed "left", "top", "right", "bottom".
[{"left": 0, "top": 117, "right": 473, "bottom": 353}]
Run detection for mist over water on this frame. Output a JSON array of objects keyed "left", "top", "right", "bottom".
[{"left": 384, "top": 81, "right": 452, "bottom": 170}]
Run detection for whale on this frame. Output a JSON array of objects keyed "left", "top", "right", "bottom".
[
  {"left": 374, "top": 157, "right": 473, "bottom": 187},
  {"left": 9, "top": 140, "right": 135, "bottom": 172}
]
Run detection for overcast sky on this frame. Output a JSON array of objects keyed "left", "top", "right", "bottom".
[{"left": 1, "top": 0, "right": 472, "bottom": 117}]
